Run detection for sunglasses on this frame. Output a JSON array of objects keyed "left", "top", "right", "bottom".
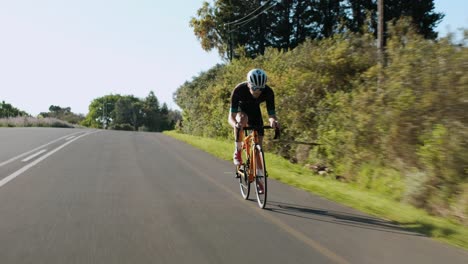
[{"left": 249, "top": 83, "right": 265, "bottom": 91}]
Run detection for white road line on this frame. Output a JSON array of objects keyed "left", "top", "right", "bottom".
[
  {"left": 21, "top": 149, "right": 47, "bottom": 162},
  {"left": 0, "top": 131, "right": 99, "bottom": 188},
  {"left": 65, "top": 136, "right": 76, "bottom": 141},
  {"left": 0, "top": 131, "right": 83, "bottom": 167}
]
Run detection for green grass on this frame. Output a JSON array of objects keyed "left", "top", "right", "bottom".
[{"left": 164, "top": 130, "right": 468, "bottom": 250}]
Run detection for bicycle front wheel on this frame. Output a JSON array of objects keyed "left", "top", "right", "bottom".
[
  {"left": 238, "top": 150, "right": 250, "bottom": 199},
  {"left": 254, "top": 145, "right": 267, "bottom": 208}
]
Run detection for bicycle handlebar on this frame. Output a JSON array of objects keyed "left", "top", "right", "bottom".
[{"left": 243, "top": 126, "right": 280, "bottom": 140}]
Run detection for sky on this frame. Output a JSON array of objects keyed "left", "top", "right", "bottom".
[{"left": 0, "top": 0, "right": 466, "bottom": 116}]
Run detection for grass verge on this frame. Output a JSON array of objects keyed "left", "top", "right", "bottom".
[{"left": 164, "top": 130, "right": 468, "bottom": 250}]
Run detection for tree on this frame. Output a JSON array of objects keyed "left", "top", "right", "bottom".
[
  {"left": 173, "top": 64, "right": 226, "bottom": 136},
  {"left": 191, "top": 0, "right": 274, "bottom": 60},
  {"left": 344, "top": 0, "right": 376, "bottom": 33},
  {"left": 82, "top": 92, "right": 178, "bottom": 131},
  {"left": 191, "top": 0, "right": 443, "bottom": 59},
  {"left": 0, "top": 101, "right": 28, "bottom": 118},
  {"left": 313, "top": 0, "right": 346, "bottom": 38},
  {"left": 40, "top": 105, "right": 83, "bottom": 124},
  {"left": 81, "top": 95, "right": 119, "bottom": 128},
  {"left": 142, "top": 91, "right": 161, "bottom": 131},
  {"left": 190, "top": 1, "right": 230, "bottom": 59},
  {"left": 382, "top": 0, "right": 443, "bottom": 39},
  {"left": 114, "top": 96, "right": 143, "bottom": 131},
  {"left": 160, "top": 103, "right": 170, "bottom": 131}
]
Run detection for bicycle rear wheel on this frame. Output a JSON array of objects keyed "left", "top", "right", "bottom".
[
  {"left": 254, "top": 145, "right": 267, "bottom": 208},
  {"left": 238, "top": 150, "right": 250, "bottom": 199}
]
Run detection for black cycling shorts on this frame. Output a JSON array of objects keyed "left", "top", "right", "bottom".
[{"left": 239, "top": 105, "right": 264, "bottom": 136}]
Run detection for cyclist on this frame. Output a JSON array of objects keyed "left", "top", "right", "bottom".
[{"left": 228, "top": 68, "right": 280, "bottom": 166}]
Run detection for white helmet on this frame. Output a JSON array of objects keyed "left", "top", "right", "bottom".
[{"left": 247, "top": 69, "right": 267, "bottom": 90}]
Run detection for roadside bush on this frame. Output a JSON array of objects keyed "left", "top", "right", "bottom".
[
  {"left": 0, "top": 117, "right": 75, "bottom": 128},
  {"left": 174, "top": 19, "right": 467, "bottom": 222}
]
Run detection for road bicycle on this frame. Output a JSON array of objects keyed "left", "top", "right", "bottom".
[{"left": 235, "top": 125, "right": 279, "bottom": 209}]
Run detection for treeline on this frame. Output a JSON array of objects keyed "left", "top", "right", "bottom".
[
  {"left": 175, "top": 21, "right": 468, "bottom": 223},
  {"left": 0, "top": 100, "right": 29, "bottom": 118},
  {"left": 0, "top": 101, "right": 79, "bottom": 128},
  {"left": 39, "top": 105, "right": 85, "bottom": 124},
  {"left": 1, "top": 93, "right": 178, "bottom": 132},
  {"left": 81, "top": 91, "right": 180, "bottom": 132},
  {"left": 191, "top": 0, "right": 443, "bottom": 59}
]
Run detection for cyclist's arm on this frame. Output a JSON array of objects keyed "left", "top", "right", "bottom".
[
  {"left": 228, "top": 112, "right": 238, "bottom": 128},
  {"left": 266, "top": 88, "right": 279, "bottom": 128},
  {"left": 229, "top": 90, "right": 240, "bottom": 129}
]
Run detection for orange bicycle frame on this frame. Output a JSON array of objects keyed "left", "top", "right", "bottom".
[{"left": 242, "top": 130, "right": 260, "bottom": 182}]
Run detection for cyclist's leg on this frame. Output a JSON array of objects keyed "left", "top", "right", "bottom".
[
  {"left": 233, "top": 112, "right": 248, "bottom": 166},
  {"left": 257, "top": 136, "right": 263, "bottom": 171},
  {"left": 234, "top": 112, "right": 248, "bottom": 146}
]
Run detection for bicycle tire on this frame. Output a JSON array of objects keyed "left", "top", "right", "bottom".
[
  {"left": 254, "top": 145, "right": 268, "bottom": 208},
  {"left": 238, "top": 149, "right": 250, "bottom": 199}
]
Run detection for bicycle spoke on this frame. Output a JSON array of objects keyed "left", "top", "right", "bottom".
[
  {"left": 238, "top": 152, "right": 250, "bottom": 199},
  {"left": 254, "top": 145, "right": 268, "bottom": 208}
]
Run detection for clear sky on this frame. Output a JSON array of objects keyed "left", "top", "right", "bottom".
[{"left": 0, "top": 0, "right": 466, "bottom": 116}]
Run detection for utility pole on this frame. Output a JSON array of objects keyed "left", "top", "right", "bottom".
[
  {"left": 229, "top": 24, "right": 233, "bottom": 61},
  {"left": 258, "top": 0, "right": 265, "bottom": 55},
  {"left": 102, "top": 102, "right": 112, "bottom": 129},
  {"left": 102, "top": 101, "right": 108, "bottom": 129},
  {"left": 103, "top": 102, "right": 105, "bottom": 129},
  {"left": 378, "top": 0, "right": 384, "bottom": 65},
  {"left": 377, "top": 0, "right": 385, "bottom": 90},
  {"left": 227, "top": 0, "right": 233, "bottom": 61},
  {"left": 102, "top": 101, "right": 107, "bottom": 129}
]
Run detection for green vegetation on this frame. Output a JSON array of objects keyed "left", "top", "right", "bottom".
[
  {"left": 191, "top": 0, "right": 442, "bottom": 59},
  {"left": 0, "top": 100, "right": 29, "bottom": 118},
  {"left": 0, "top": 101, "right": 84, "bottom": 128},
  {"left": 39, "top": 105, "right": 85, "bottom": 124},
  {"left": 164, "top": 130, "right": 468, "bottom": 249},
  {"left": 175, "top": 19, "right": 468, "bottom": 230},
  {"left": 1, "top": 92, "right": 179, "bottom": 132},
  {"left": 81, "top": 91, "right": 181, "bottom": 131}
]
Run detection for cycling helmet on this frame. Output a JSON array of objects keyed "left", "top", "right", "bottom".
[{"left": 247, "top": 69, "right": 267, "bottom": 90}]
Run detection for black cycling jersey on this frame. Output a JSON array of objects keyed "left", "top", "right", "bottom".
[{"left": 230, "top": 82, "right": 275, "bottom": 135}]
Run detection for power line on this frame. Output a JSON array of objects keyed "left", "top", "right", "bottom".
[
  {"left": 224, "top": 0, "right": 274, "bottom": 26},
  {"left": 228, "top": 2, "right": 277, "bottom": 33},
  {"left": 225, "top": 1, "right": 278, "bottom": 60}
]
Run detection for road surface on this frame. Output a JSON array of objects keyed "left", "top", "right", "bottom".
[{"left": 0, "top": 127, "right": 466, "bottom": 264}]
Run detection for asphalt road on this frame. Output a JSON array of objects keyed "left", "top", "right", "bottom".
[{"left": 0, "top": 127, "right": 467, "bottom": 264}]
